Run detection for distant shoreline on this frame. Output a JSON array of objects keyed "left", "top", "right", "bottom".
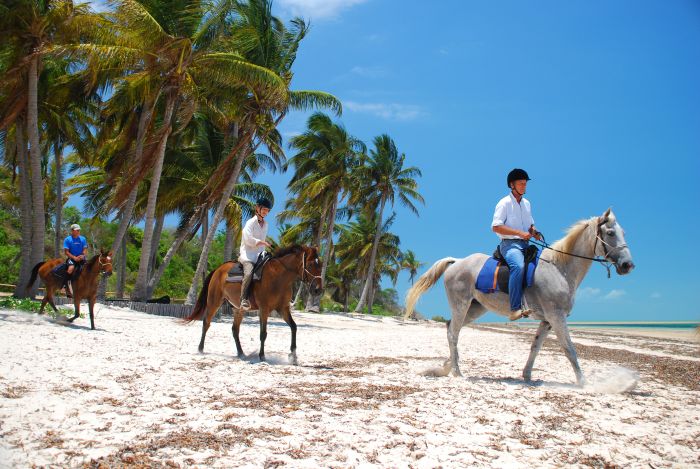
[{"left": 478, "top": 321, "right": 700, "bottom": 342}]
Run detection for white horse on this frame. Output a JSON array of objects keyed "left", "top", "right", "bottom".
[{"left": 405, "top": 208, "right": 634, "bottom": 385}]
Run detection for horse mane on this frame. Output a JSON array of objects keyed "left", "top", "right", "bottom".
[
  {"left": 271, "top": 244, "right": 305, "bottom": 259},
  {"left": 548, "top": 218, "right": 596, "bottom": 264},
  {"left": 86, "top": 254, "right": 101, "bottom": 269}
]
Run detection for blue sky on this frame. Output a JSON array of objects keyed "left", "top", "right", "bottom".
[
  {"left": 257, "top": 0, "right": 700, "bottom": 322},
  {"left": 81, "top": 0, "right": 699, "bottom": 322}
]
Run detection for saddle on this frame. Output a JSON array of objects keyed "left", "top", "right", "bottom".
[
  {"left": 226, "top": 252, "right": 271, "bottom": 283},
  {"left": 52, "top": 261, "right": 84, "bottom": 282},
  {"left": 475, "top": 245, "right": 540, "bottom": 294}
]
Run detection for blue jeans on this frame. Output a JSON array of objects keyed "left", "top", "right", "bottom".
[{"left": 500, "top": 239, "right": 529, "bottom": 311}]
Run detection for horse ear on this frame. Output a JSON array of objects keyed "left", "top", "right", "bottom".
[{"left": 599, "top": 207, "right": 612, "bottom": 225}]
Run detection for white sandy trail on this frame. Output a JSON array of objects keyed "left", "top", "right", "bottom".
[{"left": 0, "top": 307, "right": 698, "bottom": 468}]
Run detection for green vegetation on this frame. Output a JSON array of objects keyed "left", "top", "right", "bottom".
[{"left": 0, "top": 0, "right": 425, "bottom": 315}]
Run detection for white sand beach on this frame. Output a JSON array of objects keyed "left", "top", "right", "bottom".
[{"left": 1, "top": 306, "right": 699, "bottom": 468}]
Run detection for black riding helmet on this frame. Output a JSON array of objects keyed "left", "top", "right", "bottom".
[
  {"left": 507, "top": 168, "right": 531, "bottom": 187},
  {"left": 256, "top": 197, "right": 273, "bottom": 209}
]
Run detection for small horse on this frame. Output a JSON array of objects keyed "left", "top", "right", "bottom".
[
  {"left": 405, "top": 208, "right": 634, "bottom": 385},
  {"left": 184, "top": 245, "right": 323, "bottom": 364},
  {"left": 27, "top": 250, "right": 114, "bottom": 330}
]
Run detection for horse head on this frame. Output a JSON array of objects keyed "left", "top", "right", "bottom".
[
  {"left": 303, "top": 245, "right": 323, "bottom": 296},
  {"left": 98, "top": 249, "right": 114, "bottom": 277},
  {"left": 596, "top": 208, "right": 634, "bottom": 275}
]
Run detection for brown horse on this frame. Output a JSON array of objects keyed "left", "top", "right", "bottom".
[
  {"left": 27, "top": 250, "right": 113, "bottom": 330},
  {"left": 184, "top": 245, "right": 323, "bottom": 363}
]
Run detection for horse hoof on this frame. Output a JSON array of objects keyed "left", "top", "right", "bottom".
[
  {"left": 259, "top": 355, "right": 266, "bottom": 362},
  {"left": 449, "top": 369, "right": 463, "bottom": 378},
  {"left": 288, "top": 353, "right": 298, "bottom": 366},
  {"left": 198, "top": 347, "right": 204, "bottom": 354}
]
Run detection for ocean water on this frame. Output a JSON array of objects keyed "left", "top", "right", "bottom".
[{"left": 567, "top": 322, "right": 699, "bottom": 330}]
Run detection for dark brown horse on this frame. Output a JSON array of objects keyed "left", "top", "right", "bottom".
[
  {"left": 27, "top": 250, "right": 113, "bottom": 330},
  {"left": 184, "top": 245, "right": 323, "bottom": 363}
]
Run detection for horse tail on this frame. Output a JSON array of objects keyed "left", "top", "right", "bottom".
[
  {"left": 404, "top": 257, "right": 457, "bottom": 320},
  {"left": 27, "top": 262, "right": 45, "bottom": 289},
  {"left": 183, "top": 270, "right": 215, "bottom": 323}
]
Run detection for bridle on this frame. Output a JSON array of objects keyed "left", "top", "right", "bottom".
[
  {"left": 98, "top": 254, "right": 113, "bottom": 273},
  {"left": 275, "top": 251, "right": 322, "bottom": 286},
  {"left": 531, "top": 221, "right": 627, "bottom": 278},
  {"left": 299, "top": 252, "right": 323, "bottom": 287}
]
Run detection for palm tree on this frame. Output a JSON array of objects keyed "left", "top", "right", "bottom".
[
  {"left": 184, "top": 0, "right": 341, "bottom": 304},
  {"left": 335, "top": 212, "right": 401, "bottom": 312},
  {"left": 351, "top": 135, "right": 423, "bottom": 314},
  {"left": 286, "top": 112, "right": 365, "bottom": 311},
  {"left": 400, "top": 249, "right": 424, "bottom": 285},
  {"left": 0, "top": 0, "right": 97, "bottom": 297}
]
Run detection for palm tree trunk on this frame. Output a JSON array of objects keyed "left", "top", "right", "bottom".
[
  {"left": 320, "top": 191, "right": 339, "bottom": 283},
  {"left": 110, "top": 98, "right": 156, "bottom": 256},
  {"left": 116, "top": 232, "right": 127, "bottom": 298},
  {"left": 53, "top": 142, "right": 63, "bottom": 258},
  {"left": 354, "top": 196, "right": 387, "bottom": 313},
  {"left": 305, "top": 202, "right": 328, "bottom": 312},
  {"left": 200, "top": 210, "right": 209, "bottom": 285},
  {"left": 146, "top": 208, "right": 202, "bottom": 298},
  {"left": 223, "top": 218, "right": 235, "bottom": 261},
  {"left": 148, "top": 212, "right": 165, "bottom": 279},
  {"left": 132, "top": 94, "right": 176, "bottom": 301},
  {"left": 28, "top": 55, "right": 45, "bottom": 295},
  {"left": 184, "top": 138, "right": 252, "bottom": 305},
  {"left": 14, "top": 118, "right": 33, "bottom": 298}
]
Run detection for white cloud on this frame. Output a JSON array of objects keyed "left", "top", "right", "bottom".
[
  {"left": 350, "top": 66, "right": 387, "bottom": 78},
  {"left": 277, "top": 0, "right": 368, "bottom": 19},
  {"left": 344, "top": 101, "right": 425, "bottom": 121},
  {"left": 604, "top": 289, "right": 626, "bottom": 300},
  {"left": 577, "top": 287, "right": 601, "bottom": 299},
  {"left": 650, "top": 292, "right": 661, "bottom": 299}
]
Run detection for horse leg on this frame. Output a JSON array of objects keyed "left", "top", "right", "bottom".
[
  {"left": 547, "top": 314, "right": 584, "bottom": 386},
  {"left": 47, "top": 290, "right": 59, "bottom": 313},
  {"left": 231, "top": 307, "right": 245, "bottom": 358},
  {"left": 67, "top": 297, "right": 80, "bottom": 323},
  {"left": 523, "top": 320, "right": 552, "bottom": 382},
  {"left": 198, "top": 287, "right": 225, "bottom": 353},
  {"left": 280, "top": 305, "right": 298, "bottom": 365},
  {"left": 443, "top": 275, "right": 480, "bottom": 377},
  {"left": 258, "top": 309, "right": 269, "bottom": 362},
  {"left": 88, "top": 295, "right": 96, "bottom": 330}
]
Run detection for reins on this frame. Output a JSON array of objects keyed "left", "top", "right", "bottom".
[
  {"left": 273, "top": 251, "right": 322, "bottom": 285},
  {"left": 530, "top": 222, "right": 626, "bottom": 278}
]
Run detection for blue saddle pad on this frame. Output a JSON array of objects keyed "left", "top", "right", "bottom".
[{"left": 475, "top": 250, "right": 540, "bottom": 294}]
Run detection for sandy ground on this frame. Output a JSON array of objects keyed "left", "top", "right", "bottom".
[{"left": 1, "top": 306, "right": 699, "bottom": 468}]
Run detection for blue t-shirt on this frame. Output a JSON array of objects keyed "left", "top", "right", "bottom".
[{"left": 63, "top": 235, "right": 88, "bottom": 257}]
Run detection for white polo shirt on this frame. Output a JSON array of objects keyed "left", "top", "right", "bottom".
[
  {"left": 239, "top": 215, "right": 268, "bottom": 262},
  {"left": 492, "top": 193, "right": 535, "bottom": 240}
]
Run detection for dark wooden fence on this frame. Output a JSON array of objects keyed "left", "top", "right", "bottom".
[{"left": 51, "top": 297, "right": 237, "bottom": 321}]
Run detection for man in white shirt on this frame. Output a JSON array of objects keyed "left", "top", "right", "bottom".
[
  {"left": 491, "top": 169, "right": 542, "bottom": 321},
  {"left": 239, "top": 198, "right": 272, "bottom": 310}
]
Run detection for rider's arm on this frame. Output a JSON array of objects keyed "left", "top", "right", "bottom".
[{"left": 493, "top": 224, "right": 531, "bottom": 240}]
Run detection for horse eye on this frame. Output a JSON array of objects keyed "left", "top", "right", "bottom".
[{"left": 606, "top": 229, "right": 615, "bottom": 237}]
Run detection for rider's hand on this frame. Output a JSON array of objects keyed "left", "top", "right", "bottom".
[{"left": 521, "top": 231, "right": 533, "bottom": 240}]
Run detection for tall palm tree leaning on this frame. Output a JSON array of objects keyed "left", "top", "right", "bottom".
[
  {"left": 286, "top": 112, "right": 365, "bottom": 311},
  {"left": 0, "top": 0, "right": 96, "bottom": 297},
  {"left": 352, "top": 135, "right": 423, "bottom": 314},
  {"left": 95, "top": 0, "right": 287, "bottom": 301},
  {"left": 183, "top": 0, "right": 341, "bottom": 305}
]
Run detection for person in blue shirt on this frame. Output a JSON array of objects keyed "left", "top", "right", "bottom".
[{"left": 64, "top": 223, "right": 88, "bottom": 280}]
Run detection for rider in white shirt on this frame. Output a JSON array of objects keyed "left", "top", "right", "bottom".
[
  {"left": 239, "top": 198, "right": 272, "bottom": 310},
  {"left": 491, "top": 169, "right": 542, "bottom": 321}
]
